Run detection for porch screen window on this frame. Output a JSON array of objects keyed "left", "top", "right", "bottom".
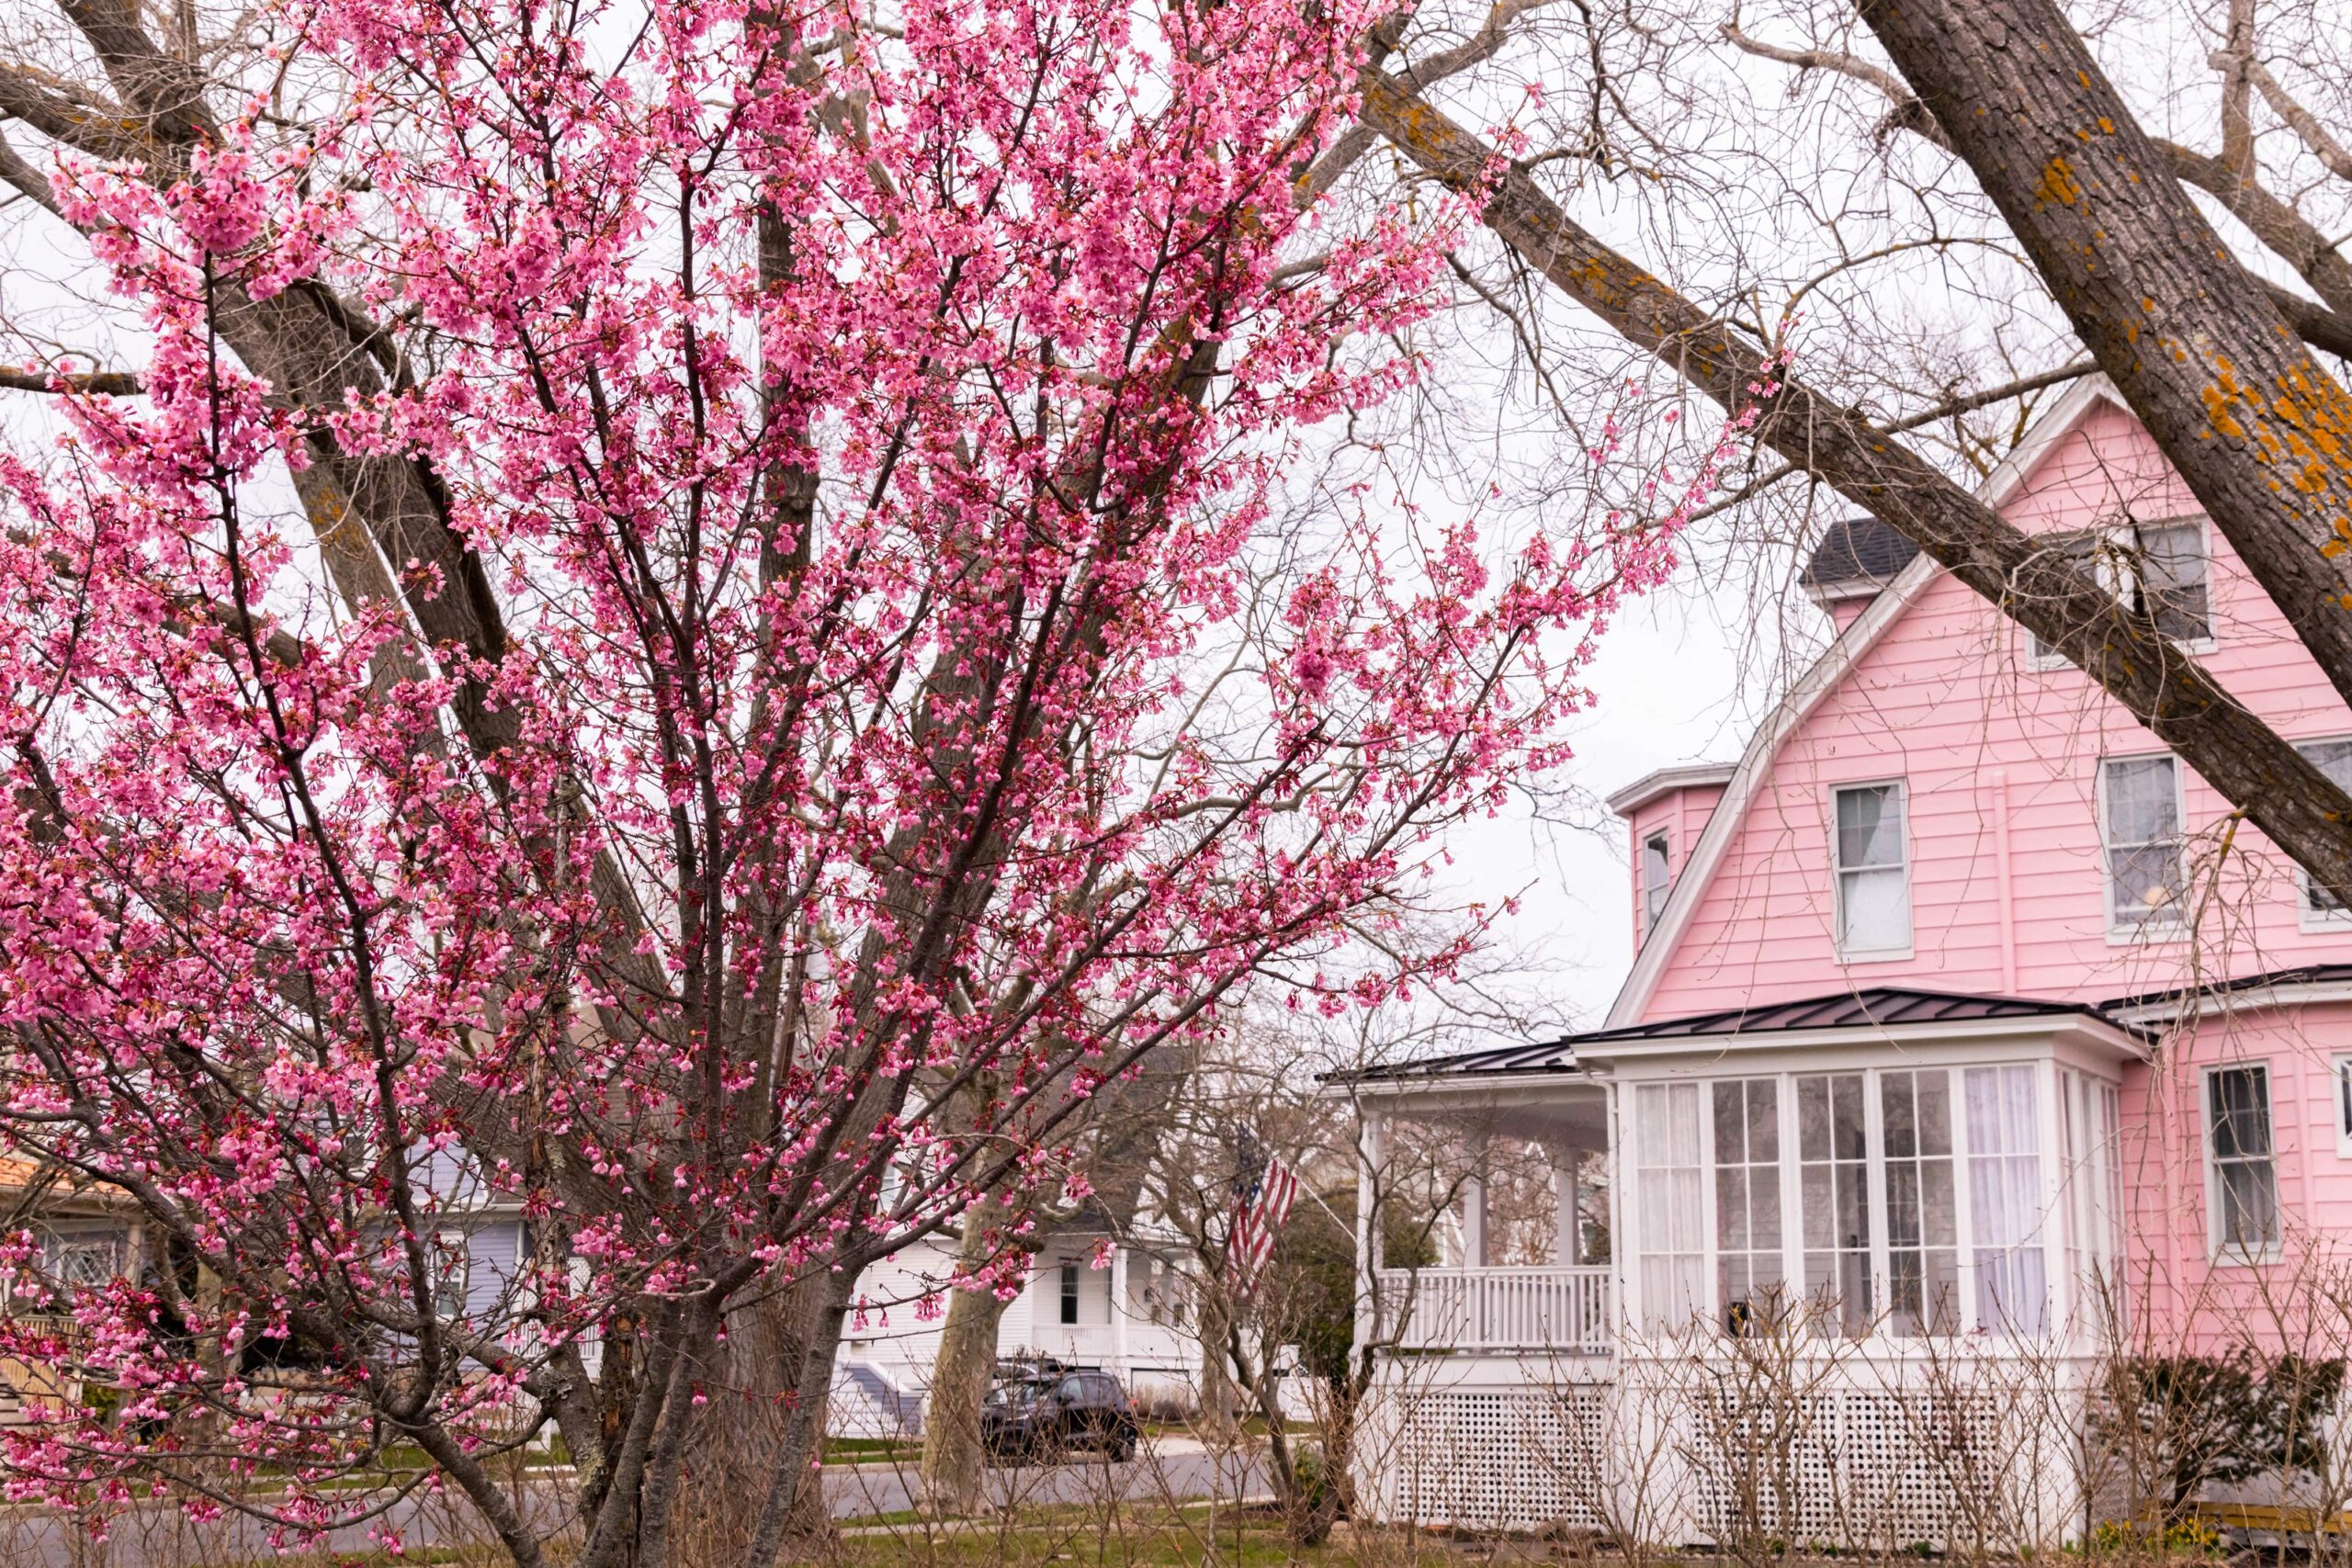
[
  {"left": 2207, "top": 1065, "right": 2279, "bottom": 1261},
  {"left": 1634, "top": 1082, "right": 1705, "bottom": 1331},
  {"left": 1641, "top": 831, "right": 1671, "bottom": 936},
  {"left": 2101, "top": 755, "right": 2184, "bottom": 931},
  {"left": 1832, "top": 784, "right": 1909, "bottom": 956},
  {"left": 1880, "top": 1070, "right": 1959, "bottom": 1337},
  {"left": 1797, "top": 1073, "right": 1872, "bottom": 1337},
  {"left": 1712, "top": 1078, "right": 1782, "bottom": 1333},
  {"left": 1059, "top": 1263, "right": 1080, "bottom": 1325},
  {"left": 1965, "top": 1066, "right": 2047, "bottom": 1335},
  {"left": 2298, "top": 739, "right": 2352, "bottom": 915}
]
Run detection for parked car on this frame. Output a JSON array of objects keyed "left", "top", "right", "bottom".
[{"left": 980, "top": 1368, "right": 1139, "bottom": 1462}]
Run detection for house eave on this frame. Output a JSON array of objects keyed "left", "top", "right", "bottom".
[{"left": 1604, "top": 761, "right": 1740, "bottom": 818}]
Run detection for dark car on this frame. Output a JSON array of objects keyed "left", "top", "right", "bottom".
[{"left": 980, "top": 1369, "right": 1139, "bottom": 1461}]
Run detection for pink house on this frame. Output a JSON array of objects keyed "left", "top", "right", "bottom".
[{"left": 1341, "top": 379, "right": 2352, "bottom": 1543}]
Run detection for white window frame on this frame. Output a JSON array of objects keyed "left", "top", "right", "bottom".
[
  {"left": 2296, "top": 737, "right": 2352, "bottom": 931},
  {"left": 1621, "top": 1058, "right": 2096, "bottom": 1343},
  {"left": 2336, "top": 1055, "right": 2352, "bottom": 1159},
  {"left": 1059, "top": 1261, "right": 1081, "bottom": 1325},
  {"left": 2099, "top": 752, "right": 2188, "bottom": 942},
  {"left": 1641, "top": 829, "right": 1672, "bottom": 941},
  {"left": 2027, "top": 516, "right": 2215, "bottom": 670},
  {"left": 1830, "top": 778, "right": 1913, "bottom": 962},
  {"left": 2202, "top": 1062, "right": 2283, "bottom": 1266}
]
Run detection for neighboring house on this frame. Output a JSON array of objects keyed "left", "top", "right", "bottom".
[
  {"left": 1340, "top": 379, "right": 2352, "bottom": 1543},
  {"left": 0, "top": 1158, "right": 144, "bottom": 1425},
  {"left": 831, "top": 1230, "right": 1204, "bottom": 1437}
]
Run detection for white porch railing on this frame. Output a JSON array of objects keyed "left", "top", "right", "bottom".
[{"left": 1376, "top": 1266, "right": 1612, "bottom": 1354}]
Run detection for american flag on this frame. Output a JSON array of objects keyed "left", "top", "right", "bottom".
[{"left": 1223, "top": 1129, "right": 1300, "bottom": 1293}]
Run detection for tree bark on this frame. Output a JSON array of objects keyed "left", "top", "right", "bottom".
[
  {"left": 1356, "top": 68, "right": 2352, "bottom": 904},
  {"left": 1853, "top": 0, "right": 2352, "bottom": 716},
  {"left": 918, "top": 1224, "right": 1015, "bottom": 1517}
]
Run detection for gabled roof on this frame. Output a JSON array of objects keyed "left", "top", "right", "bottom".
[
  {"left": 1604, "top": 374, "right": 2127, "bottom": 1029},
  {"left": 1338, "top": 985, "right": 2147, "bottom": 1084}
]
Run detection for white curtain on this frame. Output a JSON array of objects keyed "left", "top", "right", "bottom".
[
  {"left": 1966, "top": 1066, "right": 2047, "bottom": 1336},
  {"left": 1635, "top": 1082, "right": 1705, "bottom": 1330}
]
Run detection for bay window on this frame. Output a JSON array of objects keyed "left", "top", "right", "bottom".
[{"left": 1625, "top": 1060, "right": 2109, "bottom": 1338}]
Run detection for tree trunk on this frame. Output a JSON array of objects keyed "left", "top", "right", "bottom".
[
  {"left": 1852, "top": 0, "right": 2352, "bottom": 715},
  {"left": 1356, "top": 67, "right": 2352, "bottom": 906},
  {"left": 918, "top": 1244, "right": 1014, "bottom": 1517}
]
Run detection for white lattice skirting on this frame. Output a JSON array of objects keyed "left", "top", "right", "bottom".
[{"left": 1362, "top": 1375, "right": 2086, "bottom": 1549}]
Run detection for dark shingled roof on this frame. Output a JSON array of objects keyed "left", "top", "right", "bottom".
[
  {"left": 1803, "top": 516, "right": 1920, "bottom": 591},
  {"left": 1340, "top": 987, "right": 2141, "bottom": 1082}
]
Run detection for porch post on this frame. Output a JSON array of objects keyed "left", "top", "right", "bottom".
[
  {"left": 1460, "top": 1175, "right": 1487, "bottom": 1268},
  {"left": 1355, "top": 1105, "right": 1386, "bottom": 1350},
  {"left": 1553, "top": 1151, "right": 1581, "bottom": 1268}
]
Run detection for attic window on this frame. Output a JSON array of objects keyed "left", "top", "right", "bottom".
[
  {"left": 1641, "top": 831, "right": 1672, "bottom": 937},
  {"left": 2029, "top": 520, "right": 2210, "bottom": 663}
]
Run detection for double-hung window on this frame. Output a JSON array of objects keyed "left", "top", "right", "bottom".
[
  {"left": 1833, "top": 783, "right": 1910, "bottom": 958},
  {"left": 1059, "top": 1262, "right": 1081, "bottom": 1325},
  {"left": 2029, "top": 520, "right": 2211, "bottom": 662},
  {"left": 1641, "top": 831, "right": 1672, "bottom": 939},
  {"left": 1797, "top": 1073, "right": 1873, "bottom": 1337},
  {"left": 2207, "top": 1065, "right": 2280, "bottom": 1262},
  {"left": 2101, "top": 755, "right": 2185, "bottom": 933},
  {"left": 1713, "top": 1077, "right": 1783, "bottom": 1333},
  {"left": 2299, "top": 739, "right": 2352, "bottom": 922}
]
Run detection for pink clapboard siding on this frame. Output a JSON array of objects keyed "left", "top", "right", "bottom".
[{"left": 1622, "top": 393, "right": 2352, "bottom": 1337}]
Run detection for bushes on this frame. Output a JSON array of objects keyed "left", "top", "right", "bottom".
[{"left": 2094, "top": 1348, "right": 2345, "bottom": 1518}]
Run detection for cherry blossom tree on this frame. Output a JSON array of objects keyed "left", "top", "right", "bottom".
[{"left": 0, "top": 0, "right": 1760, "bottom": 1559}]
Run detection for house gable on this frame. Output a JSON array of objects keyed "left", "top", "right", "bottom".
[{"left": 1609, "top": 379, "right": 2352, "bottom": 1026}]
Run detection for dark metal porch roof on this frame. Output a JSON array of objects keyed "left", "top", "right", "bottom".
[{"left": 1339, "top": 986, "right": 2142, "bottom": 1083}]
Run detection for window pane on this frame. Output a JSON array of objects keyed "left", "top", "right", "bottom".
[
  {"left": 2300, "top": 743, "right": 2352, "bottom": 911},
  {"left": 2133, "top": 522, "right": 2211, "bottom": 641},
  {"left": 1714, "top": 1080, "right": 1747, "bottom": 1162},
  {"left": 2109, "top": 845, "right": 2182, "bottom": 923},
  {"left": 1837, "top": 785, "right": 1902, "bottom": 868},
  {"left": 2106, "top": 757, "right": 2179, "bottom": 841},
  {"left": 1643, "top": 833, "right": 1671, "bottom": 928},
  {"left": 1840, "top": 866, "right": 1912, "bottom": 951},
  {"left": 2209, "top": 1067, "right": 2272, "bottom": 1158},
  {"left": 2219, "top": 1160, "right": 2277, "bottom": 1248}
]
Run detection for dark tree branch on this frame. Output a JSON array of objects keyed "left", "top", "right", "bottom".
[{"left": 1358, "top": 66, "right": 2352, "bottom": 905}]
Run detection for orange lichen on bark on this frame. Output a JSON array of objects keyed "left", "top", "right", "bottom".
[{"left": 2036, "top": 155, "right": 2084, "bottom": 209}]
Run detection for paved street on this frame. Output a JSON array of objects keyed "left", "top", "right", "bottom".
[{"left": 2, "top": 1437, "right": 1268, "bottom": 1566}]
